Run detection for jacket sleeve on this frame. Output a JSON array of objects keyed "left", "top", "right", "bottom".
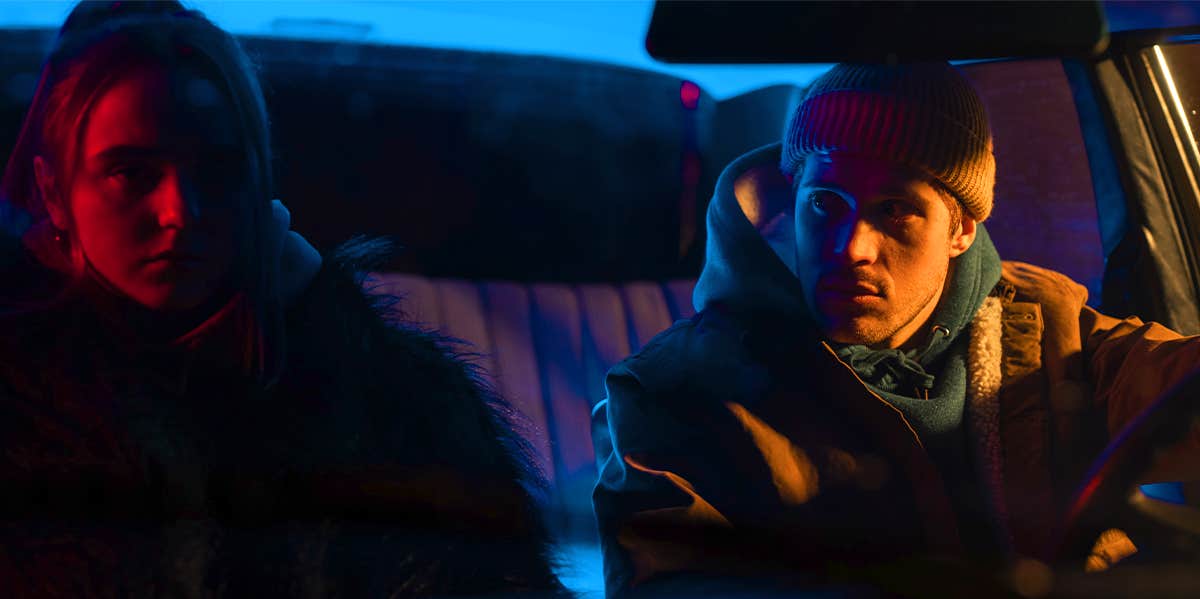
[
  {"left": 592, "top": 370, "right": 736, "bottom": 597},
  {"left": 1000, "top": 261, "right": 1200, "bottom": 484},
  {"left": 1081, "top": 307, "right": 1200, "bottom": 483},
  {"left": 590, "top": 318, "right": 819, "bottom": 599}
]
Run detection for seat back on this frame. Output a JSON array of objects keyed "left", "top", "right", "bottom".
[
  {"left": 371, "top": 275, "right": 696, "bottom": 539},
  {"left": 962, "top": 59, "right": 1106, "bottom": 302}
]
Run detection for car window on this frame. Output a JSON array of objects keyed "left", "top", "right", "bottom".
[
  {"left": 0, "top": 0, "right": 829, "bottom": 99},
  {"left": 1154, "top": 43, "right": 1200, "bottom": 149},
  {"left": 1138, "top": 40, "right": 1200, "bottom": 319},
  {"left": 1151, "top": 41, "right": 1200, "bottom": 218}
]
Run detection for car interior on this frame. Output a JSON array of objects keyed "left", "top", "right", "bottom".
[{"left": 2, "top": 1, "right": 1200, "bottom": 596}]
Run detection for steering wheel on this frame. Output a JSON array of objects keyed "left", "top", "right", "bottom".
[{"left": 1052, "top": 367, "right": 1200, "bottom": 569}]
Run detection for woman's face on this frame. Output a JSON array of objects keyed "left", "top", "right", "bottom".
[{"left": 59, "top": 63, "right": 245, "bottom": 311}]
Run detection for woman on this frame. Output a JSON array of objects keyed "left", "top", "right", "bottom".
[{"left": 0, "top": 2, "right": 566, "bottom": 596}]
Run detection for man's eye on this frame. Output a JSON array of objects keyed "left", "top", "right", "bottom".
[
  {"left": 881, "top": 199, "right": 917, "bottom": 220},
  {"left": 808, "top": 190, "right": 836, "bottom": 215}
]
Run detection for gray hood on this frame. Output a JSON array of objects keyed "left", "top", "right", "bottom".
[{"left": 693, "top": 142, "right": 808, "bottom": 321}]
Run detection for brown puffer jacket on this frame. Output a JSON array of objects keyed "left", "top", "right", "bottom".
[{"left": 591, "top": 143, "right": 1200, "bottom": 597}]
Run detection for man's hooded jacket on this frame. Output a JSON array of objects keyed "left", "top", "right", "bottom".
[{"left": 592, "top": 143, "right": 1200, "bottom": 596}]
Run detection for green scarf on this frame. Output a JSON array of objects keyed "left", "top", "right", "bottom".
[
  {"left": 838, "top": 225, "right": 1003, "bottom": 554},
  {"left": 834, "top": 224, "right": 1001, "bottom": 441}
]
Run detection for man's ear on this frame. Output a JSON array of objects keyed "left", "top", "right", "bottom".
[
  {"left": 949, "top": 215, "right": 977, "bottom": 258},
  {"left": 34, "top": 155, "right": 68, "bottom": 230}
]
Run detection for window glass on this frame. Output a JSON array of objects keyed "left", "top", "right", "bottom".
[
  {"left": 1152, "top": 43, "right": 1200, "bottom": 152},
  {"left": 0, "top": 0, "right": 825, "bottom": 99}
]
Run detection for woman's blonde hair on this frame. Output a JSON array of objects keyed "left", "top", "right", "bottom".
[{"left": 1, "top": 0, "right": 284, "bottom": 386}]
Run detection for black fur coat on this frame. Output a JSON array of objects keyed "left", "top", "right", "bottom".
[{"left": 0, "top": 238, "right": 569, "bottom": 598}]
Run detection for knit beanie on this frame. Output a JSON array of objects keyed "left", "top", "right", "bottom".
[{"left": 781, "top": 63, "right": 995, "bottom": 222}]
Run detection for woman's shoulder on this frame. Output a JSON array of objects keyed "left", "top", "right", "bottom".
[
  {"left": 283, "top": 237, "right": 516, "bottom": 453},
  {"left": 0, "top": 216, "right": 71, "bottom": 318},
  {"left": 280, "top": 239, "right": 568, "bottom": 595},
  {"left": 0, "top": 244, "right": 66, "bottom": 379},
  {"left": 284, "top": 237, "right": 473, "bottom": 377}
]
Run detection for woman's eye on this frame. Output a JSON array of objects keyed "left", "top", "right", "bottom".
[{"left": 109, "top": 164, "right": 162, "bottom": 193}]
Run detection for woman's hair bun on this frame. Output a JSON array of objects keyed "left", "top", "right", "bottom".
[{"left": 58, "top": 1, "right": 189, "bottom": 41}]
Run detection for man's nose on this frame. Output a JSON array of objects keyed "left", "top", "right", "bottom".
[
  {"left": 153, "top": 168, "right": 202, "bottom": 230},
  {"left": 830, "top": 217, "right": 879, "bottom": 265}
]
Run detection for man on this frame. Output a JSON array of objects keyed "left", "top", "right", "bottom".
[{"left": 591, "top": 62, "right": 1200, "bottom": 596}]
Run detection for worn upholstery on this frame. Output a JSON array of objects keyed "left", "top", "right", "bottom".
[{"left": 371, "top": 274, "right": 697, "bottom": 540}]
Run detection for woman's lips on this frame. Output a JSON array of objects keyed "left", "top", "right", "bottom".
[
  {"left": 144, "top": 251, "right": 206, "bottom": 274},
  {"left": 146, "top": 251, "right": 204, "bottom": 263}
]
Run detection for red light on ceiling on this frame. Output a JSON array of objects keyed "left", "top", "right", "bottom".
[{"left": 680, "top": 81, "right": 700, "bottom": 110}]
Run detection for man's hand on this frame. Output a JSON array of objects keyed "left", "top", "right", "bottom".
[{"left": 269, "top": 199, "right": 322, "bottom": 306}]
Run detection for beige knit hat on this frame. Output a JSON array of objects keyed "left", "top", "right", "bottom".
[{"left": 781, "top": 62, "right": 995, "bottom": 222}]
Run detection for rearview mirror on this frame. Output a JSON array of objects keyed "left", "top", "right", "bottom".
[{"left": 646, "top": 1, "right": 1109, "bottom": 64}]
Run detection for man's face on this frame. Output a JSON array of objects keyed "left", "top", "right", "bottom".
[{"left": 793, "top": 153, "right": 975, "bottom": 349}]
